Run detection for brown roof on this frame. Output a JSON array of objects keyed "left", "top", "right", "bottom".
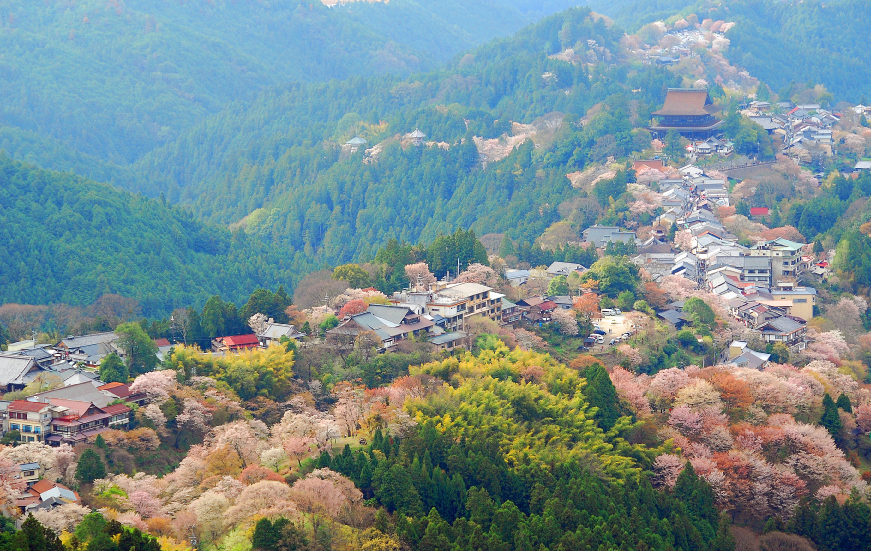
[
  {"left": 28, "top": 479, "right": 56, "bottom": 495},
  {"left": 633, "top": 160, "right": 664, "bottom": 171},
  {"left": 153, "top": 338, "right": 171, "bottom": 347},
  {"left": 44, "top": 399, "right": 94, "bottom": 418},
  {"left": 221, "top": 334, "right": 260, "bottom": 347},
  {"left": 9, "top": 400, "right": 50, "bottom": 413},
  {"left": 99, "top": 382, "right": 132, "bottom": 398},
  {"left": 653, "top": 89, "right": 720, "bottom": 117},
  {"left": 101, "top": 404, "right": 131, "bottom": 415}
]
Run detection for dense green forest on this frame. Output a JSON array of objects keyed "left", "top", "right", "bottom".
[
  {"left": 0, "top": 8, "right": 681, "bottom": 315},
  {"left": 0, "top": 154, "right": 300, "bottom": 315},
  {"left": 589, "top": 0, "right": 871, "bottom": 102},
  {"left": 130, "top": 8, "right": 676, "bottom": 264},
  {"left": 0, "top": 0, "right": 578, "bottom": 175}
]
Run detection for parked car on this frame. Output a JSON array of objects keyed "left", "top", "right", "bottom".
[
  {"left": 608, "top": 339, "right": 618, "bottom": 346},
  {"left": 621, "top": 332, "right": 632, "bottom": 339},
  {"left": 592, "top": 329, "right": 606, "bottom": 336},
  {"left": 601, "top": 308, "right": 615, "bottom": 316},
  {"left": 596, "top": 335, "right": 605, "bottom": 344},
  {"left": 613, "top": 308, "right": 622, "bottom": 315}
]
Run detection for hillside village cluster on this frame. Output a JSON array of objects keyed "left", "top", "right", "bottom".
[{"left": 0, "top": 88, "right": 863, "bottom": 528}]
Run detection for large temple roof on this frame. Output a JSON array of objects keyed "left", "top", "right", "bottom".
[{"left": 652, "top": 89, "right": 721, "bottom": 117}]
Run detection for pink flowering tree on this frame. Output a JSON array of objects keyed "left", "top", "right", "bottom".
[
  {"left": 129, "top": 370, "right": 176, "bottom": 405},
  {"left": 404, "top": 262, "right": 436, "bottom": 289}
]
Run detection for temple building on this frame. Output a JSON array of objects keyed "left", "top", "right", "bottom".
[{"left": 649, "top": 88, "right": 723, "bottom": 138}]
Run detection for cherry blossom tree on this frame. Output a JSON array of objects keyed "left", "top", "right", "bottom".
[
  {"left": 284, "top": 438, "right": 316, "bottom": 467},
  {"left": 551, "top": 308, "right": 579, "bottom": 336},
  {"left": 222, "top": 480, "right": 298, "bottom": 529},
  {"left": 190, "top": 490, "right": 230, "bottom": 544},
  {"left": 128, "top": 490, "right": 164, "bottom": 518},
  {"left": 616, "top": 344, "right": 642, "bottom": 367},
  {"left": 455, "top": 263, "right": 498, "bottom": 287},
  {"left": 129, "top": 370, "right": 176, "bottom": 405},
  {"left": 652, "top": 454, "right": 685, "bottom": 489},
  {"left": 674, "top": 229, "right": 694, "bottom": 251},
  {"left": 247, "top": 313, "right": 270, "bottom": 335},
  {"left": 646, "top": 368, "right": 692, "bottom": 411},
  {"left": 142, "top": 403, "right": 168, "bottom": 431},
  {"left": 31, "top": 503, "right": 90, "bottom": 534},
  {"left": 610, "top": 367, "right": 651, "bottom": 415},
  {"left": 260, "top": 447, "right": 287, "bottom": 472},
  {"left": 404, "top": 262, "right": 436, "bottom": 289},
  {"left": 175, "top": 399, "right": 212, "bottom": 447}
]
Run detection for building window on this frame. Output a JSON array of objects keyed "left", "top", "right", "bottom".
[
  {"left": 794, "top": 298, "right": 807, "bottom": 303},
  {"left": 22, "top": 425, "right": 32, "bottom": 433},
  {"left": 10, "top": 424, "right": 19, "bottom": 431}
]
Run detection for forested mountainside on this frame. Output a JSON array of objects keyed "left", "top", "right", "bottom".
[
  {"left": 0, "top": 0, "right": 575, "bottom": 176},
  {"left": 130, "top": 8, "right": 676, "bottom": 266},
  {"left": 588, "top": 0, "right": 871, "bottom": 102},
  {"left": 0, "top": 155, "right": 296, "bottom": 315}
]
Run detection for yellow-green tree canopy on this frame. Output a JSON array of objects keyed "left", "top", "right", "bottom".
[
  {"left": 408, "top": 341, "right": 660, "bottom": 479},
  {"left": 169, "top": 344, "right": 294, "bottom": 401}
]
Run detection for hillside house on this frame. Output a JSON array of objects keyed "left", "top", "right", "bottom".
[
  {"left": 329, "top": 305, "right": 434, "bottom": 349},
  {"left": 257, "top": 321, "right": 305, "bottom": 347},
  {"left": 212, "top": 334, "right": 260, "bottom": 353},
  {"left": 0, "top": 355, "right": 46, "bottom": 393},
  {"left": 759, "top": 316, "right": 807, "bottom": 350},
  {"left": 582, "top": 225, "right": 636, "bottom": 248}
]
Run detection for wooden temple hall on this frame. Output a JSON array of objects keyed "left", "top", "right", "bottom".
[{"left": 649, "top": 88, "right": 723, "bottom": 138}]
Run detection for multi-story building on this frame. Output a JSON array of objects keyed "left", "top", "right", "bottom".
[
  {"left": 390, "top": 282, "right": 504, "bottom": 332},
  {"left": 5, "top": 398, "right": 130, "bottom": 446},
  {"left": 6, "top": 401, "right": 52, "bottom": 443},
  {"left": 769, "top": 283, "right": 817, "bottom": 321},
  {"left": 750, "top": 238, "right": 805, "bottom": 282}
]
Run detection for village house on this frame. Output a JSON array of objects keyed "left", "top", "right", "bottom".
[
  {"left": 0, "top": 354, "right": 46, "bottom": 393},
  {"left": 257, "top": 320, "right": 305, "bottom": 347},
  {"left": 759, "top": 316, "right": 808, "bottom": 351},
  {"left": 749, "top": 237, "right": 805, "bottom": 282},
  {"left": 329, "top": 304, "right": 434, "bottom": 349},
  {"left": 212, "top": 334, "right": 261, "bottom": 353},
  {"left": 5, "top": 397, "right": 131, "bottom": 446},
  {"left": 582, "top": 225, "right": 636, "bottom": 248}
]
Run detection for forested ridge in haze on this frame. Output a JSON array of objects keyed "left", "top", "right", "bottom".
[
  {"left": 0, "top": 154, "right": 298, "bottom": 315},
  {"left": 0, "top": 0, "right": 578, "bottom": 177},
  {"left": 588, "top": 0, "right": 871, "bottom": 102}
]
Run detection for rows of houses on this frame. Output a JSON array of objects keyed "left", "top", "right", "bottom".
[
  {"left": 633, "top": 164, "right": 819, "bottom": 356},
  {"left": 744, "top": 101, "right": 841, "bottom": 159}
]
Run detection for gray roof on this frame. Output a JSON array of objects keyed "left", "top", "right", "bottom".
[
  {"left": 0, "top": 355, "right": 42, "bottom": 387},
  {"left": 366, "top": 305, "right": 411, "bottom": 326},
  {"left": 730, "top": 350, "right": 771, "bottom": 370},
  {"left": 346, "top": 137, "right": 367, "bottom": 145},
  {"left": 29, "top": 381, "right": 111, "bottom": 407},
  {"left": 504, "top": 269, "right": 530, "bottom": 280},
  {"left": 582, "top": 225, "right": 636, "bottom": 247},
  {"left": 430, "top": 332, "right": 468, "bottom": 345},
  {"left": 547, "top": 262, "right": 584, "bottom": 276},
  {"left": 761, "top": 316, "right": 805, "bottom": 334},
  {"left": 258, "top": 322, "right": 304, "bottom": 340},
  {"left": 658, "top": 310, "right": 688, "bottom": 325},
  {"left": 855, "top": 161, "right": 871, "bottom": 170},
  {"left": 58, "top": 332, "right": 118, "bottom": 349}
]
